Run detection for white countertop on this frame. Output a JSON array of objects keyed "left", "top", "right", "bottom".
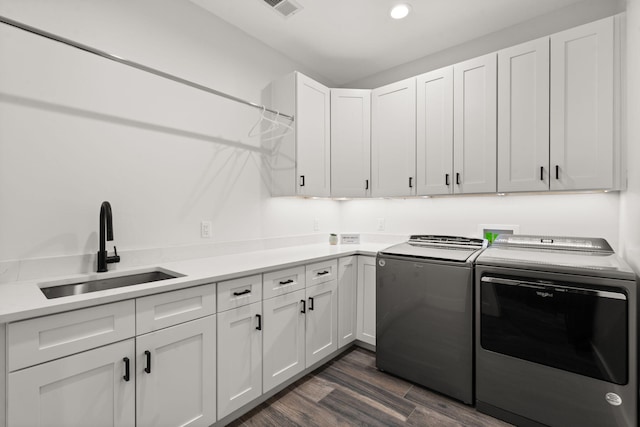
[{"left": 0, "top": 243, "right": 387, "bottom": 323}]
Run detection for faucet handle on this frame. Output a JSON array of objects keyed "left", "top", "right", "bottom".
[{"left": 107, "top": 246, "right": 121, "bottom": 264}]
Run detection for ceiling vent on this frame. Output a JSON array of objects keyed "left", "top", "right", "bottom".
[{"left": 262, "top": 0, "right": 303, "bottom": 18}]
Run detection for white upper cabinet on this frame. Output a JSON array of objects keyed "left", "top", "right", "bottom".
[
  {"left": 498, "top": 38, "right": 550, "bottom": 192},
  {"left": 454, "top": 53, "right": 497, "bottom": 194},
  {"left": 371, "top": 77, "right": 417, "bottom": 197},
  {"left": 416, "top": 66, "right": 454, "bottom": 195},
  {"left": 269, "top": 71, "right": 331, "bottom": 197},
  {"left": 331, "top": 89, "right": 371, "bottom": 197},
  {"left": 550, "top": 17, "right": 615, "bottom": 191}
]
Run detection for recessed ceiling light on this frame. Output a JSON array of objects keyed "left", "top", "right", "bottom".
[{"left": 390, "top": 3, "right": 411, "bottom": 20}]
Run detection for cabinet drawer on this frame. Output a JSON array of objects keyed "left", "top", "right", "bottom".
[
  {"left": 306, "top": 259, "right": 338, "bottom": 286},
  {"left": 263, "top": 266, "right": 306, "bottom": 299},
  {"left": 217, "top": 275, "right": 262, "bottom": 312},
  {"left": 7, "top": 300, "right": 135, "bottom": 372},
  {"left": 136, "top": 284, "right": 216, "bottom": 335}
]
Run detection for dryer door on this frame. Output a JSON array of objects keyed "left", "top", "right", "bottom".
[{"left": 480, "top": 276, "right": 628, "bottom": 384}]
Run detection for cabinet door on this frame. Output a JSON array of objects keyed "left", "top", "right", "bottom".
[
  {"left": 371, "top": 77, "right": 417, "bottom": 197},
  {"left": 453, "top": 53, "right": 497, "bottom": 194},
  {"left": 136, "top": 316, "right": 216, "bottom": 427},
  {"left": 296, "top": 72, "right": 331, "bottom": 197},
  {"left": 8, "top": 339, "right": 135, "bottom": 427},
  {"left": 217, "top": 302, "right": 262, "bottom": 419},
  {"left": 337, "top": 256, "right": 357, "bottom": 348},
  {"left": 498, "top": 38, "right": 550, "bottom": 192},
  {"left": 550, "top": 17, "right": 614, "bottom": 190},
  {"left": 305, "top": 280, "right": 338, "bottom": 367},
  {"left": 331, "top": 88, "right": 371, "bottom": 197},
  {"left": 416, "top": 66, "right": 454, "bottom": 195},
  {"left": 262, "top": 289, "right": 306, "bottom": 393},
  {"left": 357, "top": 256, "right": 376, "bottom": 346}
]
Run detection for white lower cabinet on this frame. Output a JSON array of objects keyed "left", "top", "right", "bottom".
[
  {"left": 8, "top": 339, "right": 135, "bottom": 427},
  {"left": 217, "top": 301, "right": 262, "bottom": 419},
  {"left": 337, "top": 256, "right": 357, "bottom": 348},
  {"left": 357, "top": 256, "right": 376, "bottom": 346},
  {"left": 136, "top": 316, "right": 216, "bottom": 427},
  {"left": 6, "top": 257, "right": 370, "bottom": 427},
  {"left": 262, "top": 289, "right": 306, "bottom": 393},
  {"left": 305, "top": 280, "right": 338, "bottom": 367}
]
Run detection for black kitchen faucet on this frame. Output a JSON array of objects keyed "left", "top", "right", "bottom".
[{"left": 97, "top": 201, "right": 121, "bottom": 272}]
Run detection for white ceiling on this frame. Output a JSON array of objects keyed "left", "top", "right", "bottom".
[{"left": 191, "top": 0, "right": 603, "bottom": 85}]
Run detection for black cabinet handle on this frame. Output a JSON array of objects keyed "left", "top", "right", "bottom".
[
  {"left": 555, "top": 165, "right": 559, "bottom": 180},
  {"left": 456, "top": 173, "right": 461, "bottom": 185},
  {"left": 409, "top": 177, "right": 413, "bottom": 188},
  {"left": 256, "top": 314, "right": 262, "bottom": 331},
  {"left": 123, "top": 357, "right": 130, "bottom": 382},
  {"left": 540, "top": 166, "right": 544, "bottom": 181},
  {"left": 317, "top": 270, "right": 329, "bottom": 276},
  {"left": 300, "top": 299, "right": 306, "bottom": 313},
  {"left": 309, "top": 297, "right": 314, "bottom": 311},
  {"left": 299, "top": 175, "right": 305, "bottom": 187},
  {"left": 233, "top": 289, "right": 251, "bottom": 296},
  {"left": 279, "top": 279, "right": 294, "bottom": 285},
  {"left": 365, "top": 179, "right": 369, "bottom": 190},
  {"left": 445, "top": 174, "right": 450, "bottom": 186},
  {"left": 144, "top": 350, "right": 151, "bottom": 374}
]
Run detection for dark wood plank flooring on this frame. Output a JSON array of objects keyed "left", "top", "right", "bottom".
[{"left": 227, "top": 347, "right": 513, "bottom": 426}]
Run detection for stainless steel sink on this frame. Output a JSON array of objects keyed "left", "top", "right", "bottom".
[{"left": 40, "top": 269, "right": 183, "bottom": 299}]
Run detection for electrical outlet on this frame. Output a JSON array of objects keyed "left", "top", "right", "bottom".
[
  {"left": 377, "top": 218, "right": 385, "bottom": 231},
  {"left": 313, "top": 218, "right": 320, "bottom": 232},
  {"left": 201, "top": 221, "right": 212, "bottom": 238}
]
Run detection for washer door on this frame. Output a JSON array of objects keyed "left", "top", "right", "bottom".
[{"left": 376, "top": 257, "right": 473, "bottom": 403}]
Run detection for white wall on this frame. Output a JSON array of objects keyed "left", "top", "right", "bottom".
[
  {"left": 619, "top": 0, "right": 640, "bottom": 272},
  {"left": 0, "top": 1, "right": 340, "bottom": 272},
  {"left": 0, "top": 1, "right": 629, "bottom": 282},
  {"left": 347, "top": 0, "right": 625, "bottom": 89},
  {"left": 341, "top": 193, "right": 621, "bottom": 250}
]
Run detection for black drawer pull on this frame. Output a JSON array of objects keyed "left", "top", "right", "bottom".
[
  {"left": 279, "top": 279, "right": 294, "bottom": 285},
  {"left": 256, "top": 314, "right": 262, "bottom": 331},
  {"left": 555, "top": 165, "right": 559, "bottom": 180},
  {"left": 233, "top": 289, "right": 251, "bottom": 296},
  {"left": 144, "top": 350, "right": 151, "bottom": 374},
  {"left": 456, "top": 173, "right": 461, "bottom": 185},
  {"left": 300, "top": 299, "right": 306, "bottom": 313},
  {"left": 540, "top": 166, "right": 544, "bottom": 181},
  {"left": 309, "top": 297, "right": 314, "bottom": 311},
  {"left": 123, "top": 357, "right": 130, "bottom": 382},
  {"left": 445, "top": 174, "right": 450, "bottom": 186},
  {"left": 317, "top": 271, "right": 330, "bottom": 276}
]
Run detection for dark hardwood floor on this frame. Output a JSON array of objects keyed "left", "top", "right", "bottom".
[{"left": 227, "top": 347, "right": 513, "bottom": 426}]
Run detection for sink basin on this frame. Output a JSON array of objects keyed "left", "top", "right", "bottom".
[{"left": 40, "top": 269, "right": 183, "bottom": 299}]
